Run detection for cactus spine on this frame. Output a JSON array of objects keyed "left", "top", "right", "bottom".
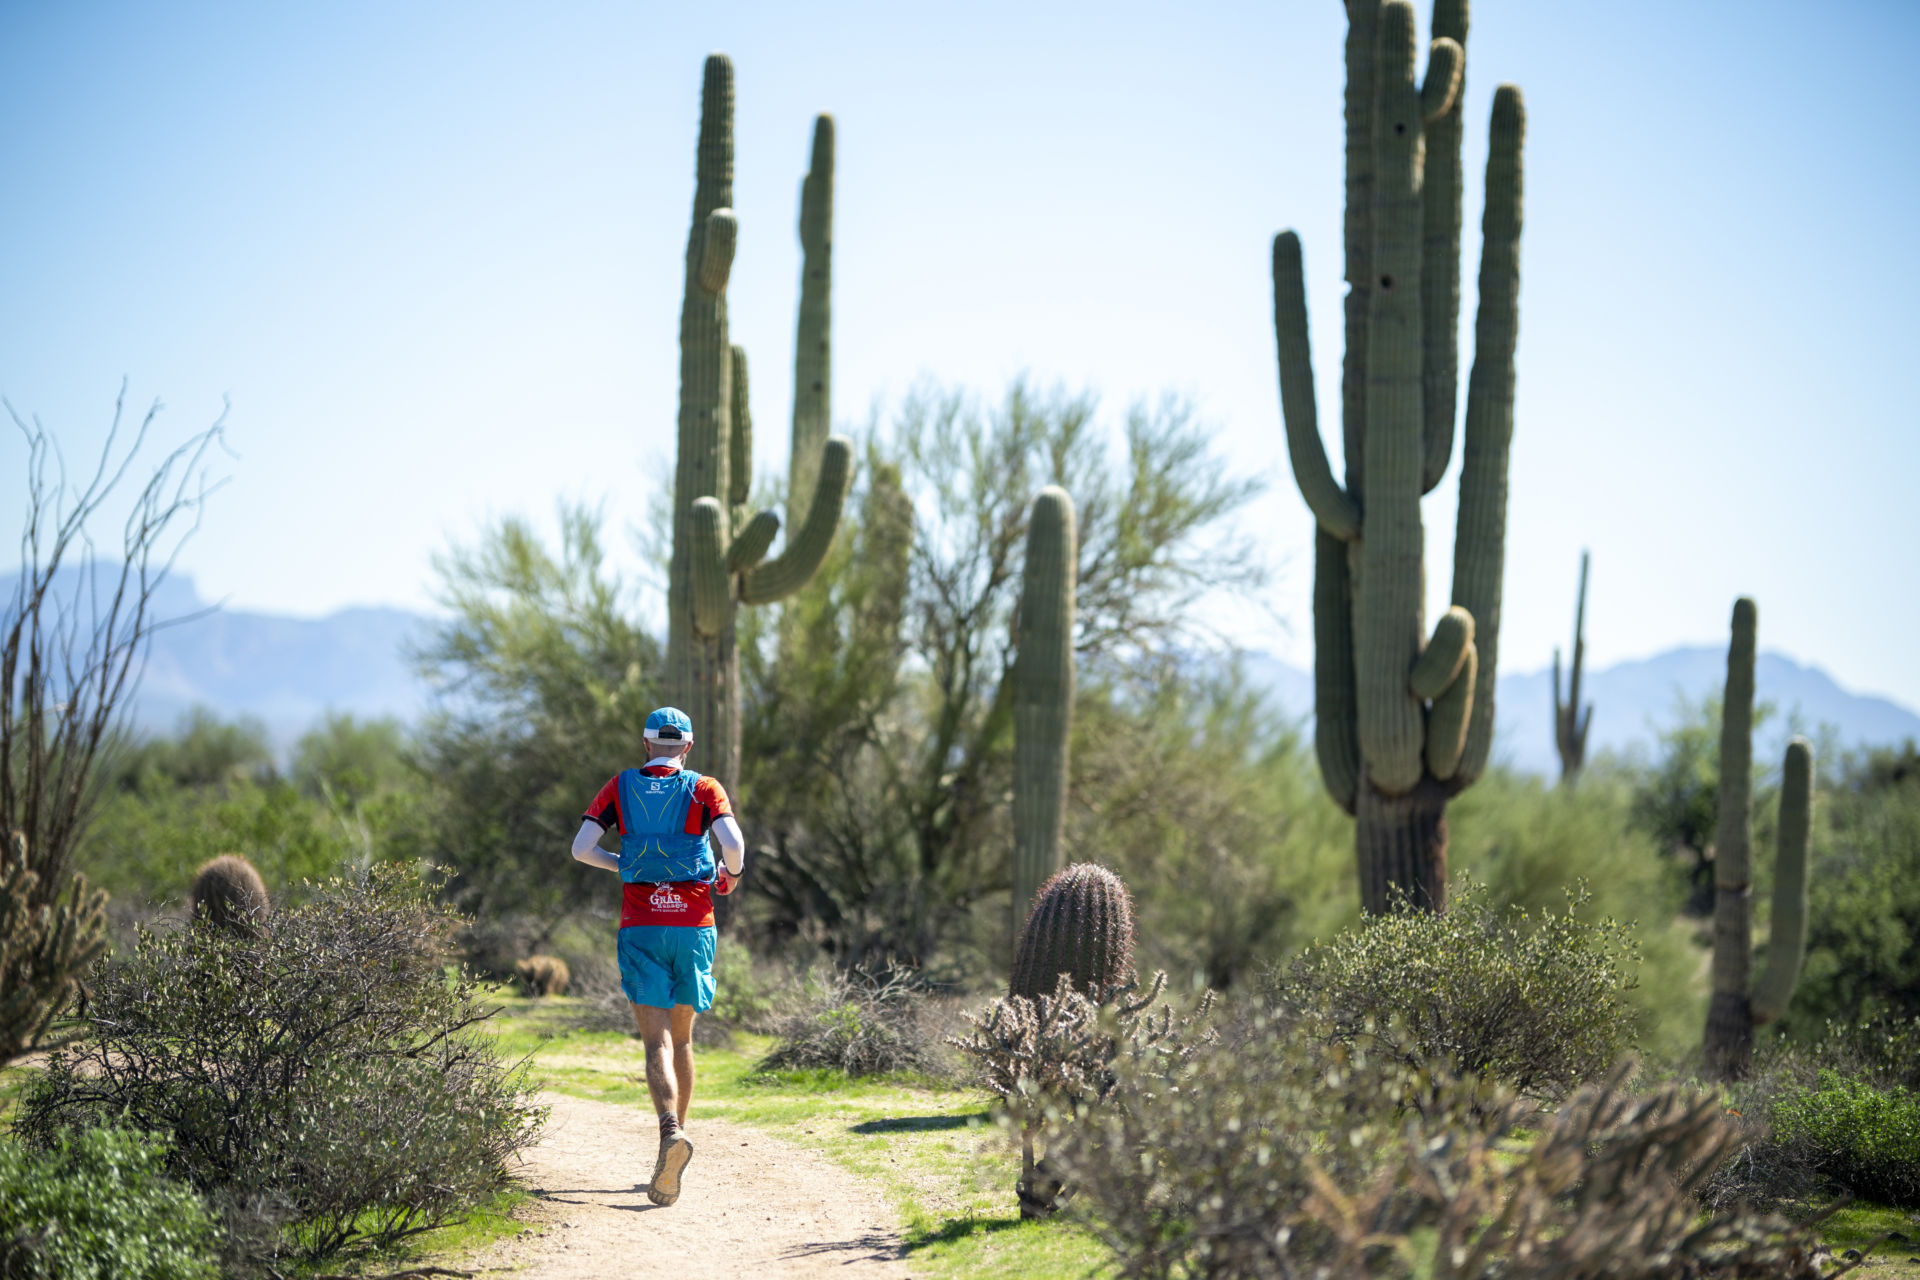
[
  {"left": 1553, "top": 549, "right": 1593, "bottom": 781},
  {"left": 1703, "top": 598, "right": 1814, "bottom": 1080},
  {"left": 1011, "top": 487, "right": 1077, "bottom": 938},
  {"left": 1274, "top": 0, "right": 1523, "bottom": 913},
  {"left": 665, "top": 56, "right": 854, "bottom": 795}
]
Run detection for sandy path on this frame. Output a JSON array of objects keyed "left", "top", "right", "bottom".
[{"left": 465, "top": 1091, "right": 910, "bottom": 1279}]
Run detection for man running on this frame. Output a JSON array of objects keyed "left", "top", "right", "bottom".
[{"left": 571, "top": 706, "right": 745, "bottom": 1206}]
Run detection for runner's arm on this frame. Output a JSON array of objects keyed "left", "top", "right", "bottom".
[
  {"left": 571, "top": 819, "right": 619, "bottom": 872},
  {"left": 712, "top": 814, "right": 745, "bottom": 875}
]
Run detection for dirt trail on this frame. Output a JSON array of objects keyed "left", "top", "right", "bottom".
[{"left": 464, "top": 1091, "right": 910, "bottom": 1279}]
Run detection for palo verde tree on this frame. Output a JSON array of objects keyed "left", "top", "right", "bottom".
[
  {"left": 665, "top": 54, "right": 853, "bottom": 795},
  {"left": 1553, "top": 549, "right": 1593, "bottom": 782},
  {"left": 1273, "top": 0, "right": 1524, "bottom": 912}
]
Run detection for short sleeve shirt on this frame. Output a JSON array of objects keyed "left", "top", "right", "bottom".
[{"left": 584, "top": 764, "right": 733, "bottom": 929}]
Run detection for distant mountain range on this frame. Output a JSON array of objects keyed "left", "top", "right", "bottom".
[
  {"left": 10, "top": 571, "right": 1918, "bottom": 771},
  {"left": 1239, "top": 649, "right": 1920, "bottom": 775}
]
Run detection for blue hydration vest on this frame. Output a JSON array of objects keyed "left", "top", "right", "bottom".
[{"left": 616, "top": 768, "right": 717, "bottom": 885}]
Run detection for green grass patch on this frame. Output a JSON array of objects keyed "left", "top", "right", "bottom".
[
  {"left": 467, "top": 993, "right": 1110, "bottom": 1279},
  {"left": 1802, "top": 1202, "right": 1920, "bottom": 1275}
]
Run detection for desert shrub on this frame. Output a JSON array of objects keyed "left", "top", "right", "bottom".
[
  {"left": 757, "top": 966, "right": 950, "bottom": 1079},
  {"left": 14, "top": 864, "right": 544, "bottom": 1270},
  {"left": 0, "top": 1126, "right": 218, "bottom": 1280},
  {"left": 1769, "top": 1070, "right": 1920, "bottom": 1207},
  {"left": 1057, "top": 1021, "right": 1831, "bottom": 1280},
  {"left": 1265, "top": 877, "right": 1638, "bottom": 1101}
]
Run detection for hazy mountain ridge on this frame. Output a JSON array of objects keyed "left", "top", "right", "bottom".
[
  {"left": 12, "top": 571, "right": 1917, "bottom": 770},
  {"left": 1239, "top": 649, "right": 1920, "bottom": 776}
]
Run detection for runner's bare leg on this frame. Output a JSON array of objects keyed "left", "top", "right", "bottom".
[{"left": 633, "top": 1003, "right": 699, "bottom": 1124}]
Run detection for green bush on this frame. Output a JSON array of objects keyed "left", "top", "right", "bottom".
[
  {"left": 1266, "top": 877, "right": 1639, "bottom": 1100},
  {"left": 1788, "top": 780, "right": 1920, "bottom": 1034},
  {"left": 15, "top": 864, "right": 544, "bottom": 1271},
  {"left": 0, "top": 1127, "right": 218, "bottom": 1280},
  {"left": 1770, "top": 1069, "right": 1920, "bottom": 1207}
]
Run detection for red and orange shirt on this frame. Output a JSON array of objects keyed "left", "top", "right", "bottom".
[{"left": 584, "top": 765, "right": 732, "bottom": 929}]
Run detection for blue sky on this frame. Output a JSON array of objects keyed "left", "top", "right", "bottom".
[{"left": 3, "top": 1, "right": 1916, "bottom": 712}]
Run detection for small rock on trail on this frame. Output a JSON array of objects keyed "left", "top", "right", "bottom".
[{"left": 466, "top": 1091, "right": 909, "bottom": 1279}]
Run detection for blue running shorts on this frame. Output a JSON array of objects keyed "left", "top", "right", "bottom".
[{"left": 618, "top": 924, "right": 717, "bottom": 1012}]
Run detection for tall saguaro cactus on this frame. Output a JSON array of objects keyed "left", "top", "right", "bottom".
[
  {"left": 666, "top": 55, "right": 854, "bottom": 795},
  {"left": 1553, "top": 549, "right": 1593, "bottom": 782},
  {"left": 1011, "top": 487, "right": 1077, "bottom": 937},
  {"left": 1704, "top": 597, "right": 1814, "bottom": 1080},
  {"left": 1274, "top": 0, "right": 1525, "bottom": 912}
]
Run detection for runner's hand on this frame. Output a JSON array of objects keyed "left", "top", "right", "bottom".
[{"left": 714, "top": 868, "right": 739, "bottom": 896}]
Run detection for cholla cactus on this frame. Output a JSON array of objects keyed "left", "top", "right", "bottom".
[
  {"left": 1274, "top": 0, "right": 1525, "bottom": 912},
  {"left": 1, "top": 830, "right": 108, "bottom": 1064},
  {"left": 665, "top": 55, "right": 854, "bottom": 795},
  {"left": 950, "top": 970, "right": 1211, "bottom": 1220},
  {"left": 188, "top": 854, "right": 271, "bottom": 936},
  {"left": 1704, "top": 598, "right": 1814, "bottom": 1080}
]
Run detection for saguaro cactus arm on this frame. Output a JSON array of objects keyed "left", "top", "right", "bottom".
[
  {"left": 739, "top": 436, "right": 853, "bottom": 604},
  {"left": 789, "top": 115, "right": 835, "bottom": 529},
  {"left": 1273, "top": 232, "right": 1360, "bottom": 542},
  {"left": 1752, "top": 736, "right": 1813, "bottom": 1026},
  {"left": 1313, "top": 531, "right": 1361, "bottom": 815},
  {"left": 1420, "top": 0, "right": 1469, "bottom": 493},
  {"left": 690, "top": 499, "right": 730, "bottom": 638},
  {"left": 1446, "top": 83, "right": 1525, "bottom": 790}
]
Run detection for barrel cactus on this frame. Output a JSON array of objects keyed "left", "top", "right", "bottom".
[
  {"left": 1553, "top": 549, "right": 1593, "bottom": 782},
  {"left": 665, "top": 54, "right": 854, "bottom": 795},
  {"left": 1011, "top": 486, "right": 1077, "bottom": 940},
  {"left": 1703, "top": 597, "right": 1814, "bottom": 1080},
  {"left": 187, "top": 854, "right": 270, "bottom": 935},
  {"left": 1010, "top": 863, "right": 1135, "bottom": 1002},
  {"left": 1273, "top": 0, "right": 1524, "bottom": 913}
]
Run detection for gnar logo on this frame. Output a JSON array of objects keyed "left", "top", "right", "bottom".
[{"left": 649, "top": 885, "right": 689, "bottom": 913}]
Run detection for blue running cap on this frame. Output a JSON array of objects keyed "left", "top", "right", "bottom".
[{"left": 644, "top": 706, "right": 694, "bottom": 742}]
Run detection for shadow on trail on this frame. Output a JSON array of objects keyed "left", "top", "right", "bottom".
[
  {"left": 900, "top": 1215, "right": 1026, "bottom": 1254},
  {"left": 781, "top": 1232, "right": 903, "bottom": 1263},
  {"left": 849, "top": 1111, "right": 990, "bottom": 1135}
]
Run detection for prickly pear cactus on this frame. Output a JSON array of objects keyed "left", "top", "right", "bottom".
[
  {"left": 665, "top": 55, "right": 854, "bottom": 795},
  {"left": 1010, "top": 863, "right": 1135, "bottom": 1002},
  {"left": 1011, "top": 486, "right": 1077, "bottom": 939},
  {"left": 188, "top": 854, "right": 271, "bottom": 935},
  {"left": 1704, "top": 597, "right": 1815, "bottom": 1080},
  {"left": 1273, "top": 0, "right": 1524, "bottom": 913}
]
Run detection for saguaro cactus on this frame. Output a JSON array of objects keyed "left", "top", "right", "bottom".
[
  {"left": 665, "top": 55, "right": 854, "bottom": 795},
  {"left": 1703, "top": 597, "right": 1814, "bottom": 1080},
  {"left": 1011, "top": 487, "right": 1077, "bottom": 938},
  {"left": 1274, "top": 0, "right": 1524, "bottom": 913},
  {"left": 1553, "top": 550, "right": 1593, "bottom": 782}
]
